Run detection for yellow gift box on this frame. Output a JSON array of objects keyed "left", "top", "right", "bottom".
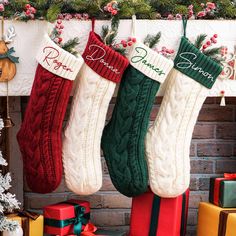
[
  {"left": 197, "top": 202, "right": 236, "bottom": 236},
  {"left": 7, "top": 212, "right": 44, "bottom": 236}
]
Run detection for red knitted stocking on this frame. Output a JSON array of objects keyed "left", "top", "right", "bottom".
[{"left": 17, "top": 34, "right": 84, "bottom": 193}]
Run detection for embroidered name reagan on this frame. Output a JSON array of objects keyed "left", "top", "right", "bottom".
[
  {"left": 43, "top": 46, "right": 73, "bottom": 72},
  {"left": 131, "top": 47, "right": 165, "bottom": 76},
  {"left": 176, "top": 52, "right": 214, "bottom": 81},
  {"left": 86, "top": 44, "right": 120, "bottom": 74}
]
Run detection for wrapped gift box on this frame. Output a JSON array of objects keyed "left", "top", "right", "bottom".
[
  {"left": 209, "top": 174, "right": 236, "bottom": 207},
  {"left": 6, "top": 211, "right": 44, "bottom": 236},
  {"left": 197, "top": 202, "right": 236, "bottom": 236},
  {"left": 129, "top": 189, "right": 189, "bottom": 236},
  {"left": 44, "top": 199, "right": 90, "bottom": 236}
]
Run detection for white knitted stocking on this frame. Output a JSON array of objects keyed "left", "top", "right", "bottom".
[
  {"left": 63, "top": 65, "right": 116, "bottom": 195},
  {"left": 145, "top": 68, "right": 208, "bottom": 197},
  {"left": 62, "top": 23, "right": 129, "bottom": 195}
]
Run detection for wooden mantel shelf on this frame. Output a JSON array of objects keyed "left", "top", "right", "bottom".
[{"left": 0, "top": 19, "right": 235, "bottom": 96}]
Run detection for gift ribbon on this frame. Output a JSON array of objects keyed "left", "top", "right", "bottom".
[
  {"left": 148, "top": 191, "right": 188, "bottom": 236},
  {"left": 218, "top": 210, "right": 236, "bottom": 236},
  {"left": 44, "top": 202, "right": 90, "bottom": 235},
  {"left": 224, "top": 173, "right": 236, "bottom": 179},
  {"left": 0, "top": 47, "right": 19, "bottom": 63}
]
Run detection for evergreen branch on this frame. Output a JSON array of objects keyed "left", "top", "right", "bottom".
[
  {"left": 113, "top": 46, "right": 126, "bottom": 55},
  {"left": 62, "top": 37, "right": 79, "bottom": 56},
  {"left": 101, "top": 17, "right": 120, "bottom": 46},
  {"left": 104, "top": 31, "right": 116, "bottom": 45},
  {"left": 203, "top": 47, "right": 221, "bottom": 57},
  {"left": 111, "top": 15, "right": 119, "bottom": 31},
  {"left": 144, "top": 32, "right": 161, "bottom": 49},
  {"left": 194, "top": 34, "right": 207, "bottom": 49},
  {"left": 101, "top": 25, "right": 109, "bottom": 42},
  {"left": 46, "top": 3, "right": 62, "bottom": 22}
]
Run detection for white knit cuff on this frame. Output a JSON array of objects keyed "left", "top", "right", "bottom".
[
  {"left": 128, "top": 40, "right": 174, "bottom": 83},
  {"left": 36, "top": 34, "right": 84, "bottom": 80}
]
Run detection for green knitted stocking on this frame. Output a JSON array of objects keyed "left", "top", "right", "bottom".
[{"left": 101, "top": 41, "right": 174, "bottom": 197}]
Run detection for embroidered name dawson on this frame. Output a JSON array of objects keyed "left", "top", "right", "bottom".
[
  {"left": 43, "top": 46, "right": 73, "bottom": 72},
  {"left": 131, "top": 47, "right": 165, "bottom": 76},
  {"left": 85, "top": 44, "right": 120, "bottom": 74}
]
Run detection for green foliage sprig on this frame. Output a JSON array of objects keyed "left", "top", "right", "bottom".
[
  {"left": 101, "top": 16, "right": 126, "bottom": 55},
  {"left": 193, "top": 33, "right": 223, "bottom": 63},
  {"left": 144, "top": 32, "right": 161, "bottom": 49}
]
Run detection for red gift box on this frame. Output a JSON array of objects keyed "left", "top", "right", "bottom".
[
  {"left": 44, "top": 199, "right": 90, "bottom": 236},
  {"left": 129, "top": 189, "right": 189, "bottom": 236},
  {"left": 209, "top": 173, "right": 236, "bottom": 207}
]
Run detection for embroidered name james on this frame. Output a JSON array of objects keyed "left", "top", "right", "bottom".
[
  {"left": 176, "top": 52, "right": 214, "bottom": 81},
  {"left": 43, "top": 46, "right": 73, "bottom": 72},
  {"left": 86, "top": 44, "right": 120, "bottom": 74},
  {"left": 131, "top": 47, "right": 165, "bottom": 76}
]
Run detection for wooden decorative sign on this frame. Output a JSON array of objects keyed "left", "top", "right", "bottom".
[{"left": 0, "top": 26, "right": 19, "bottom": 82}]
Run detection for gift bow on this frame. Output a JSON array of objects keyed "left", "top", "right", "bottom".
[
  {"left": 44, "top": 202, "right": 90, "bottom": 236},
  {"left": 224, "top": 173, "right": 236, "bottom": 179},
  {"left": 0, "top": 47, "right": 19, "bottom": 63},
  {"left": 80, "top": 223, "right": 97, "bottom": 236}
]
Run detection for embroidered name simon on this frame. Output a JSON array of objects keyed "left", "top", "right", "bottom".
[
  {"left": 131, "top": 47, "right": 165, "bottom": 76},
  {"left": 43, "top": 46, "right": 73, "bottom": 72},
  {"left": 86, "top": 44, "right": 120, "bottom": 74},
  {"left": 176, "top": 52, "right": 214, "bottom": 81}
]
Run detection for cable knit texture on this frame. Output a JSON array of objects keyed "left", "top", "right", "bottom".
[
  {"left": 101, "top": 65, "right": 160, "bottom": 197},
  {"left": 101, "top": 41, "right": 173, "bottom": 197},
  {"left": 145, "top": 37, "right": 222, "bottom": 198},
  {"left": 63, "top": 31, "right": 129, "bottom": 195},
  {"left": 145, "top": 68, "right": 209, "bottom": 197},
  {"left": 17, "top": 65, "right": 73, "bottom": 193},
  {"left": 63, "top": 65, "right": 116, "bottom": 195},
  {"left": 17, "top": 36, "right": 83, "bottom": 193}
]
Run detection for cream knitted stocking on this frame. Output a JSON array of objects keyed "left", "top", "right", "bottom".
[
  {"left": 62, "top": 27, "right": 129, "bottom": 195},
  {"left": 145, "top": 33, "right": 222, "bottom": 197}
]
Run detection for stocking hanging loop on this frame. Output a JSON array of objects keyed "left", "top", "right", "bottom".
[
  {"left": 91, "top": 18, "right": 95, "bottom": 32},
  {"left": 182, "top": 16, "right": 188, "bottom": 37},
  {"left": 131, "top": 15, "right": 136, "bottom": 37}
]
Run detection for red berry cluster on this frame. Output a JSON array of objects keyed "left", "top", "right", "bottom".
[
  {"left": 202, "top": 34, "right": 218, "bottom": 51},
  {"left": 120, "top": 37, "right": 136, "bottom": 48},
  {"left": 220, "top": 90, "right": 225, "bottom": 96},
  {"left": 104, "top": 1, "right": 119, "bottom": 16},
  {"left": 197, "top": 2, "right": 216, "bottom": 18},
  {"left": 188, "top": 5, "right": 194, "bottom": 18},
  {"left": 0, "top": 0, "right": 9, "bottom": 12},
  {"left": 24, "top": 4, "right": 36, "bottom": 19},
  {"left": 53, "top": 20, "right": 64, "bottom": 45},
  {"left": 155, "top": 46, "right": 175, "bottom": 58}
]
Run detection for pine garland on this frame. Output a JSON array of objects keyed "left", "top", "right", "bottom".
[{"left": 0, "top": 0, "right": 235, "bottom": 21}]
